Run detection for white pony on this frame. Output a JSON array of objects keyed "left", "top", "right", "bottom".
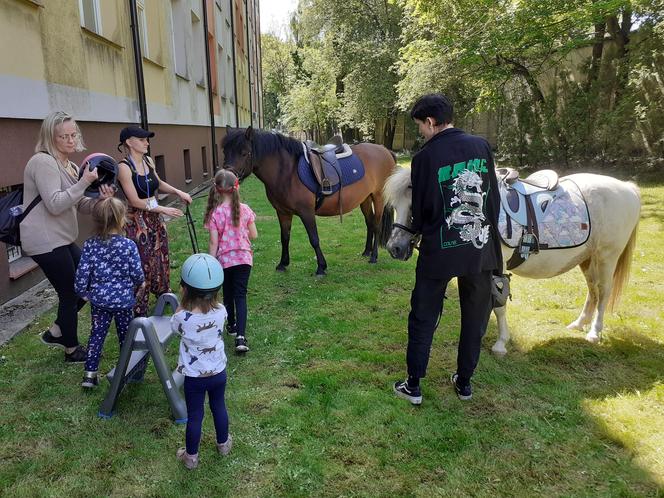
[{"left": 383, "top": 167, "right": 641, "bottom": 354}]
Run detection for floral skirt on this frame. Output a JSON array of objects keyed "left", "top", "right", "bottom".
[{"left": 125, "top": 207, "right": 171, "bottom": 316}]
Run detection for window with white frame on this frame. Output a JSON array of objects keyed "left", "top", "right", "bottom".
[
  {"left": 171, "top": 0, "right": 188, "bottom": 77},
  {"left": 191, "top": 10, "right": 206, "bottom": 86},
  {"left": 137, "top": 0, "right": 149, "bottom": 59},
  {"left": 79, "top": 0, "right": 102, "bottom": 35}
]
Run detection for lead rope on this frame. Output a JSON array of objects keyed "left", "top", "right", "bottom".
[{"left": 185, "top": 205, "right": 200, "bottom": 254}]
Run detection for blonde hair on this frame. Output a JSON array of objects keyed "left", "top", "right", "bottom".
[
  {"left": 204, "top": 169, "right": 241, "bottom": 227},
  {"left": 35, "top": 111, "right": 86, "bottom": 156},
  {"left": 93, "top": 197, "right": 127, "bottom": 239}
]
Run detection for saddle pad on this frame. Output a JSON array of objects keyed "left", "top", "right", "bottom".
[
  {"left": 297, "top": 153, "right": 365, "bottom": 195},
  {"left": 498, "top": 179, "right": 591, "bottom": 249}
]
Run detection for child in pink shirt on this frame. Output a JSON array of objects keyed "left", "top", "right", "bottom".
[{"left": 204, "top": 169, "right": 258, "bottom": 353}]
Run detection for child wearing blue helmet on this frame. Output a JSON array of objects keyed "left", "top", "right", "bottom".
[{"left": 172, "top": 253, "right": 231, "bottom": 470}]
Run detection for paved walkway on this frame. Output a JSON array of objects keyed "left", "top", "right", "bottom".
[{"left": 0, "top": 279, "right": 57, "bottom": 346}]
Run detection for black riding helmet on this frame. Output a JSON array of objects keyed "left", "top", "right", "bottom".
[{"left": 78, "top": 153, "right": 118, "bottom": 198}]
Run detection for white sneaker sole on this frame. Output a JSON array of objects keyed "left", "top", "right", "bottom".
[
  {"left": 450, "top": 374, "right": 472, "bottom": 400},
  {"left": 393, "top": 385, "right": 422, "bottom": 405}
]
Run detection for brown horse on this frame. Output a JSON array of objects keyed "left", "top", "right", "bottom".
[{"left": 222, "top": 127, "right": 397, "bottom": 275}]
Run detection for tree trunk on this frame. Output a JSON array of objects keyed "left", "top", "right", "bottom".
[
  {"left": 607, "top": 9, "right": 632, "bottom": 107},
  {"left": 586, "top": 21, "right": 606, "bottom": 90},
  {"left": 499, "top": 56, "right": 546, "bottom": 106},
  {"left": 383, "top": 112, "right": 397, "bottom": 150}
]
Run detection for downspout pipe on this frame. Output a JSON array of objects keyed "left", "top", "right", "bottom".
[
  {"left": 256, "top": 2, "right": 263, "bottom": 128},
  {"left": 128, "top": 0, "right": 148, "bottom": 130},
  {"left": 201, "top": 0, "right": 219, "bottom": 169},
  {"left": 245, "top": 0, "right": 253, "bottom": 127},
  {"left": 229, "top": 0, "right": 240, "bottom": 127}
]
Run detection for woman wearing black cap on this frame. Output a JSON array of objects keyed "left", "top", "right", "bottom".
[{"left": 117, "top": 126, "right": 192, "bottom": 317}]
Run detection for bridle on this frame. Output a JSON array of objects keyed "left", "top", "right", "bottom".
[
  {"left": 223, "top": 145, "right": 254, "bottom": 181},
  {"left": 390, "top": 220, "right": 421, "bottom": 259}
]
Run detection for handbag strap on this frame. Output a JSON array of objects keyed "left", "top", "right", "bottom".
[{"left": 19, "top": 194, "right": 42, "bottom": 222}]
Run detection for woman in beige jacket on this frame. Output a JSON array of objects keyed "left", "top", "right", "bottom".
[{"left": 20, "top": 111, "right": 113, "bottom": 362}]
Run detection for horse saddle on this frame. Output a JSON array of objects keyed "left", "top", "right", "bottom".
[
  {"left": 304, "top": 138, "right": 353, "bottom": 196},
  {"left": 497, "top": 168, "right": 563, "bottom": 268},
  {"left": 498, "top": 168, "right": 561, "bottom": 228},
  {"left": 497, "top": 168, "right": 591, "bottom": 270}
]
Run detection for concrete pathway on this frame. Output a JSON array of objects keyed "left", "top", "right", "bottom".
[{"left": 0, "top": 279, "right": 57, "bottom": 346}]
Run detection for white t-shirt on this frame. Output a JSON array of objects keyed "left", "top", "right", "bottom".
[{"left": 171, "top": 307, "right": 228, "bottom": 377}]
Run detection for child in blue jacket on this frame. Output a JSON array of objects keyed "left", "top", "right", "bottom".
[{"left": 75, "top": 197, "right": 144, "bottom": 388}]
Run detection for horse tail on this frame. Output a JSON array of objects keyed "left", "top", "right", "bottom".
[
  {"left": 378, "top": 204, "right": 395, "bottom": 248},
  {"left": 608, "top": 183, "right": 640, "bottom": 311}
]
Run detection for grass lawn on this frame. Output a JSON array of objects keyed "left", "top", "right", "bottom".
[{"left": 1, "top": 168, "right": 663, "bottom": 497}]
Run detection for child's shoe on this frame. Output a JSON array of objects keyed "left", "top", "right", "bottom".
[
  {"left": 176, "top": 448, "right": 199, "bottom": 470},
  {"left": 226, "top": 323, "right": 237, "bottom": 337},
  {"left": 81, "top": 371, "right": 99, "bottom": 389},
  {"left": 217, "top": 434, "right": 233, "bottom": 456},
  {"left": 235, "top": 336, "right": 249, "bottom": 353}
]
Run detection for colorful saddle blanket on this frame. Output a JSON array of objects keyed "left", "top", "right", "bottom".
[
  {"left": 498, "top": 178, "right": 591, "bottom": 249},
  {"left": 297, "top": 152, "right": 365, "bottom": 195}
]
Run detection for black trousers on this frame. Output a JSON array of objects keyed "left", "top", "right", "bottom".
[
  {"left": 31, "top": 243, "right": 87, "bottom": 348},
  {"left": 222, "top": 264, "right": 251, "bottom": 337},
  {"left": 406, "top": 270, "right": 493, "bottom": 384}
]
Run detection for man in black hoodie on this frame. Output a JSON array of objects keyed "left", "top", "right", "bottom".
[{"left": 393, "top": 94, "right": 503, "bottom": 405}]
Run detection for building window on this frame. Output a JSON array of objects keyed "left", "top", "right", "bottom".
[
  {"left": 191, "top": 10, "right": 206, "bottom": 87},
  {"left": 171, "top": 0, "right": 188, "bottom": 78},
  {"left": 202, "top": 146, "right": 209, "bottom": 175},
  {"left": 137, "top": 0, "right": 149, "bottom": 59},
  {"left": 184, "top": 149, "right": 192, "bottom": 183},
  {"left": 154, "top": 155, "right": 166, "bottom": 182},
  {"left": 79, "top": 0, "right": 102, "bottom": 35}
]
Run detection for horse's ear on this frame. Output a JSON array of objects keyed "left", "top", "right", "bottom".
[{"left": 245, "top": 126, "right": 253, "bottom": 140}]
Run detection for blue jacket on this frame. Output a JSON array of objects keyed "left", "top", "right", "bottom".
[{"left": 75, "top": 235, "right": 144, "bottom": 309}]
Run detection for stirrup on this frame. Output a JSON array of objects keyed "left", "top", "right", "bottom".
[{"left": 321, "top": 179, "right": 332, "bottom": 195}]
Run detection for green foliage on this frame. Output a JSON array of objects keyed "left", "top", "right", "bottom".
[
  {"left": 397, "top": 0, "right": 664, "bottom": 166},
  {"left": 261, "top": 34, "right": 296, "bottom": 129}
]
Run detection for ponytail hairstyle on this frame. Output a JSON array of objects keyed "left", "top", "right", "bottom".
[
  {"left": 92, "top": 197, "right": 127, "bottom": 240},
  {"left": 204, "top": 169, "right": 241, "bottom": 226}
]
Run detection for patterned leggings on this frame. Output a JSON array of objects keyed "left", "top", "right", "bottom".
[
  {"left": 85, "top": 305, "right": 133, "bottom": 372},
  {"left": 125, "top": 208, "right": 171, "bottom": 317}
]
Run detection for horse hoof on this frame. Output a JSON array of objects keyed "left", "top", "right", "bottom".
[
  {"left": 491, "top": 344, "right": 508, "bottom": 356},
  {"left": 361, "top": 251, "right": 371, "bottom": 258},
  {"left": 585, "top": 333, "right": 601, "bottom": 344},
  {"left": 368, "top": 258, "right": 377, "bottom": 264},
  {"left": 276, "top": 264, "right": 288, "bottom": 272},
  {"left": 566, "top": 321, "right": 584, "bottom": 331}
]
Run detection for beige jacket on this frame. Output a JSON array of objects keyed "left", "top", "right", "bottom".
[{"left": 20, "top": 152, "right": 95, "bottom": 256}]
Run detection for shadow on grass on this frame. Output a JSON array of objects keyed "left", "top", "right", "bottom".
[{"left": 470, "top": 327, "right": 664, "bottom": 495}]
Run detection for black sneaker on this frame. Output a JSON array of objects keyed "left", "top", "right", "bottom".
[
  {"left": 235, "top": 336, "right": 249, "bottom": 353},
  {"left": 393, "top": 380, "right": 422, "bottom": 405},
  {"left": 450, "top": 373, "right": 472, "bottom": 400},
  {"left": 81, "top": 372, "right": 99, "bottom": 388},
  {"left": 226, "top": 323, "right": 237, "bottom": 337},
  {"left": 64, "top": 345, "right": 87, "bottom": 363},
  {"left": 41, "top": 330, "right": 66, "bottom": 349}
]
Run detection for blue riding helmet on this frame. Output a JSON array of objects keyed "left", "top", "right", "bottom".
[{"left": 180, "top": 253, "right": 224, "bottom": 293}]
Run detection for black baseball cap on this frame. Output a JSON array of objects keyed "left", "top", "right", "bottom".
[{"left": 119, "top": 126, "right": 155, "bottom": 144}]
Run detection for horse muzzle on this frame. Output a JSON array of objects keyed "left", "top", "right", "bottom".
[{"left": 387, "top": 224, "right": 420, "bottom": 261}]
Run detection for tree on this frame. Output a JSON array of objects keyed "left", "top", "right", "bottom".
[
  {"left": 261, "top": 33, "right": 296, "bottom": 130},
  {"left": 296, "top": 0, "right": 404, "bottom": 148}
]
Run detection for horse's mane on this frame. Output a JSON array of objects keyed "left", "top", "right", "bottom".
[
  {"left": 383, "top": 166, "right": 410, "bottom": 207},
  {"left": 223, "top": 128, "right": 304, "bottom": 161}
]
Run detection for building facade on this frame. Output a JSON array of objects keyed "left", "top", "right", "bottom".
[{"left": 0, "top": 0, "right": 262, "bottom": 304}]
